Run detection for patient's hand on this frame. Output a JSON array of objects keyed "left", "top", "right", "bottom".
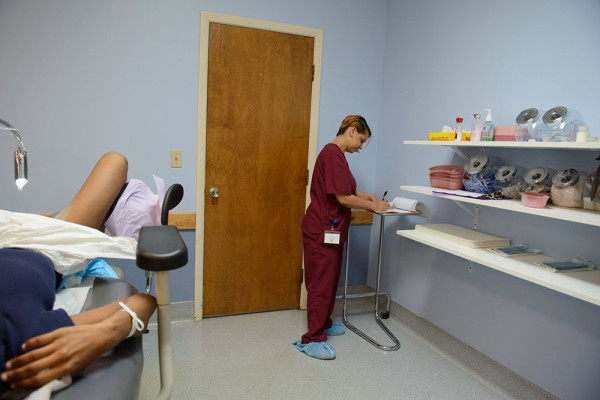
[{"left": 1, "top": 317, "right": 128, "bottom": 388}]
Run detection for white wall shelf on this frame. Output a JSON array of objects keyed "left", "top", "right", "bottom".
[
  {"left": 396, "top": 229, "right": 600, "bottom": 306},
  {"left": 400, "top": 186, "right": 600, "bottom": 227},
  {"left": 403, "top": 140, "right": 600, "bottom": 151},
  {"left": 399, "top": 140, "right": 600, "bottom": 307}
]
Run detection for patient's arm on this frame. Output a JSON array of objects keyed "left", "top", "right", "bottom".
[{"left": 1, "top": 293, "right": 156, "bottom": 389}]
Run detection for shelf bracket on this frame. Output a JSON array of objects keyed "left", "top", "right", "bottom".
[
  {"left": 450, "top": 201, "right": 480, "bottom": 230},
  {"left": 472, "top": 204, "right": 480, "bottom": 230},
  {"left": 451, "top": 199, "right": 474, "bottom": 217},
  {"left": 449, "top": 146, "right": 469, "bottom": 160}
]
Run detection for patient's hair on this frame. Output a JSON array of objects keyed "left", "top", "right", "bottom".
[{"left": 336, "top": 115, "right": 371, "bottom": 138}]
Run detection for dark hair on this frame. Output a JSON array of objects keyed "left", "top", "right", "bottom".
[{"left": 336, "top": 115, "right": 371, "bottom": 138}]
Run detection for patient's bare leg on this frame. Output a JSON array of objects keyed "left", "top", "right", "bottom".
[{"left": 55, "top": 152, "right": 128, "bottom": 230}]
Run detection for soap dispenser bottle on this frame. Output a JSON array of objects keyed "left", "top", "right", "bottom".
[{"left": 482, "top": 109, "right": 494, "bottom": 141}]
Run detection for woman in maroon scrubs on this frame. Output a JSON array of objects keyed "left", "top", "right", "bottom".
[{"left": 295, "top": 115, "right": 389, "bottom": 360}]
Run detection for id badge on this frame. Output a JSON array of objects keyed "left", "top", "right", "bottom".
[{"left": 324, "top": 230, "right": 341, "bottom": 245}]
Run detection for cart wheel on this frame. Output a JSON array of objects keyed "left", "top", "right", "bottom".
[{"left": 381, "top": 312, "right": 390, "bottom": 319}]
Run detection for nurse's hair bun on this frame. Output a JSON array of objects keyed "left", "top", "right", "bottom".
[{"left": 337, "top": 115, "right": 371, "bottom": 138}]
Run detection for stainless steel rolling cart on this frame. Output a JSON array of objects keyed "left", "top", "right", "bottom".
[{"left": 339, "top": 209, "right": 419, "bottom": 351}]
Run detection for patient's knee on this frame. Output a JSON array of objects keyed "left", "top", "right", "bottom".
[
  {"left": 98, "top": 152, "right": 128, "bottom": 182},
  {"left": 102, "top": 152, "right": 128, "bottom": 170}
]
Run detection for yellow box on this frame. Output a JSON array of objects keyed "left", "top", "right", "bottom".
[{"left": 428, "top": 132, "right": 454, "bottom": 141}]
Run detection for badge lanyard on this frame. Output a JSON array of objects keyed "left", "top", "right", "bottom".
[{"left": 324, "top": 219, "right": 341, "bottom": 245}]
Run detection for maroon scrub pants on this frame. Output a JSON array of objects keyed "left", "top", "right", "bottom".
[{"left": 301, "top": 232, "right": 346, "bottom": 343}]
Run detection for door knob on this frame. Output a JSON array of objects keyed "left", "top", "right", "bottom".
[{"left": 209, "top": 187, "right": 220, "bottom": 198}]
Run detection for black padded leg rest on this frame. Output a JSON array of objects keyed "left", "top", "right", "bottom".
[{"left": 136, "top": 225, "right": 188, "bottom": 272}]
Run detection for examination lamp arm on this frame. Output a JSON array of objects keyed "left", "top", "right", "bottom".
[
  {"left": 1, "top": 118, "right": 28, "bottom": 191},
  {"left": 0, "top": 118, "right": 26, "bottom": 152}
]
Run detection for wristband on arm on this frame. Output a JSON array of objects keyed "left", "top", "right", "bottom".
[{"left": 118, "top": 301, "right": 145, "bottom": 338}]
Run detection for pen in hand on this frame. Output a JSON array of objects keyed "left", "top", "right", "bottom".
[{"left": 382, "top": 191, "right": 388, "bottom": 200}]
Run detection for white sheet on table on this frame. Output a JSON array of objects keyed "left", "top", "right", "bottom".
[
  {"left": 25, "top": 376, "right": 72, "bottom": 400},
  {"left": 53, "top": 276, "right": 96, "bottom": 316},
  {"left": 0, "top": 209, "right": 136, "bottom": 275}
]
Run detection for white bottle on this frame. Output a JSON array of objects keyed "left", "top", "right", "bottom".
[
  {"left": 576, "top": 126, "right": 589, "bottom": 142},
  {"left": 482, "top": 109, "right": 494, "bottom": 141},
  {"left": 470, "top": 113, "right": 482, "bottom": 141}
]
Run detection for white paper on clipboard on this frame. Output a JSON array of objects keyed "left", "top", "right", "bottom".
[{"left": 388, "top": 197, "right": 431, "bottom": 219}]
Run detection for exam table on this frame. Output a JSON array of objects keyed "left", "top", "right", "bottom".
[{"left": 2, "top": 184, "right": 188, "bottom": 400}]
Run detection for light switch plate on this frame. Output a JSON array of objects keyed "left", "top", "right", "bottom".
[{"left": 171, "top": 150, "right": 182, "bottom": 168}]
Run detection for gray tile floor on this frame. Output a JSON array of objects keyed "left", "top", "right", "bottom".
[{"left": 139, "top": 294, "right": 556, "bottom": 400}]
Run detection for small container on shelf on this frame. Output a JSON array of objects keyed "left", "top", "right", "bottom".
[
  {"left": 551, "top": 168, "right": 585, "bottom": 208},
  {"left": 454, "top": 117, "right": 463, "bottom": 141},
  {"left": 428, "top": 132, "right": 454, "bottom": 141},
  {"left": 523, "top": 167, "right": 553, "bottom": 194},
  {"left": 492, "top": 126, "right": 517, "bottom": 141},
  {"left": 429, "top": 165, "right": 464, "bottom": 190},
  {"left": 520, "top": 192, "right": 550, "bottom": 208},
  {"left": 462, "top": 154, "right": 504, "bottom": 194},
  {"left": 583, "top": 172, "right": 600, "bottom": 211},
  {"left": 470, "top": 112, "right": 482, "bottom": 142},
  {"left": 494, "top": 165, "right": 525, "bottom": 199}
]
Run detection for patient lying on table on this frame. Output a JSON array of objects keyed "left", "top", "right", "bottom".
[{"left": 0, "top": 152, "right": 161, "bottom": 392}]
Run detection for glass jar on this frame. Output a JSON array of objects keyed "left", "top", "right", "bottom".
[
  {"left": 551, "top": 168, "right": 585, "bottom": 208},
  {"left": 494, "top": 165, "right": 525, "bottom": 199},
  {"left": 523, "top": 167, "right": 553, "bottom": 194},
  {"left": 583, "top": 172, "right": 600, "bottom": 211},
  {"left": 515, "top": 108, "right": 542, "bottom": 141},
  {"left": 539, "top": 106, "right": 583, "bottom": 142},
  {"left": 462, "top": 154, "right": 503, "bottom": 194}
]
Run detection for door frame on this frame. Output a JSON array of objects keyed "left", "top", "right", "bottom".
[{"left": 195, "top": 11, "right": 323, "bottom": 321}]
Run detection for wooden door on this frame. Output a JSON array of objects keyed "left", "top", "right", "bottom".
[{"left": 203, "top": 23, "right": 313, "bottom": 317}]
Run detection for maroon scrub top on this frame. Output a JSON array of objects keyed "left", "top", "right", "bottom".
[{"left": 301, "top": 143, "right": 356, "bottom": 243}]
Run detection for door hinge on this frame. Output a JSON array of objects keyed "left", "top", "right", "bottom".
[
  {"left": 312, "top": 65, "right": 315, "bottom": 81},
  {"left": 306, "top": 169, "right": 309, "bottom": 186}
]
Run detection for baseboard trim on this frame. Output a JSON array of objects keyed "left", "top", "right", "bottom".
[
  {"left": 147, "top": 301, "right": 195, "bottom": 326},
  {"left": 346, "top": 286, "right": 555, "bottom": 400}
]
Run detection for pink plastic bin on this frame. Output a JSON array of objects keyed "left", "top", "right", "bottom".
[
  {"left": 520, "top": 192, "right": 550, "bottom": 208},
  {"left": 429, "top": 165, "right": 463, "bottom": 176},
  {"left": 430, "top": 177, "right": 463, "bottom": 190},
  {"left": 493, "top": 125, "right": 516, "bottom": 141},
  {"left": 429, "top": 165, "right": 464, "bottom": 190}
]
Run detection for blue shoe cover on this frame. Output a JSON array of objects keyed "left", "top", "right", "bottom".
[
  {"left": 324, "top": 321, "right": 345, "bottom": 336},
  {"left": 293, "top": 340, "right": 336, "bottom": 360}
]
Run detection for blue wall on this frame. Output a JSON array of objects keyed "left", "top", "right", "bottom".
[
  {"left": 372, "top": 0, "right": 600, "bottom": 398},
  {"left": 2, "top": 0, "right": 600, "bottom": 398},
  {"left": 0, "top": 0, "right": 387, "bottom": 299},
  {"left": 0, "top": 0, "right": 385, "bottom": 210}
]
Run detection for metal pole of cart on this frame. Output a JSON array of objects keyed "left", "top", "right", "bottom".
[{"left": 341, "top": 212, "right": 405, "bottom": 351}]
